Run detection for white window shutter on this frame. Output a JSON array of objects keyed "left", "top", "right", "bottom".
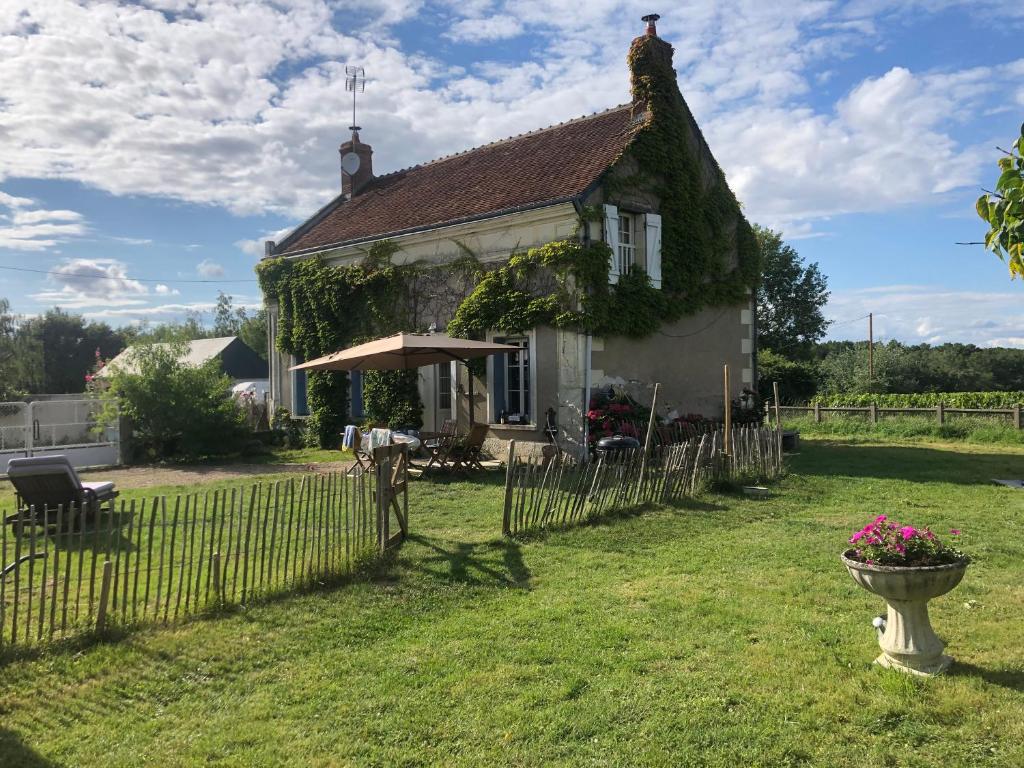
[
  {"left": 603, "top": 204, "right": 620, "bottom": 284},
  {"left": 644, "top": 212, "right": 662, "bottom": 289}
]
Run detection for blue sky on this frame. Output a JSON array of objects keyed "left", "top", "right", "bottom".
[{"left": 0, "top": 0, "right": 1022, "bottom": 345}]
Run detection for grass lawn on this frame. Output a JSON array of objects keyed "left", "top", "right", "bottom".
[{"left": 2, "top": 439, "right": 1023, "bottom": 767}]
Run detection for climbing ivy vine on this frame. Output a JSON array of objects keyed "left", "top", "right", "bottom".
[
  {"left": 623, "top": 33, "right": 760, "bottom": 314},
  {"left": 257, "top": 240, "right": 430, "bottom": 446}
]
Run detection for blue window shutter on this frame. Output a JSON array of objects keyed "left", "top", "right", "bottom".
[
  {"left": 492, "top": 338, "right": 506, "bottom": 421},
  {"left": 350, "top": 371, "right": 363, "bottom": 419},
  {"left": 293, "top": 369, "right": 309, "bottom": 416}
]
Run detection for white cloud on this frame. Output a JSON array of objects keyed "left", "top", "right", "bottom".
[
  {"left": 235, "top": 226, "right": 295, "bottom": 257},
  {"left": 0, "top": 0, "right": 1020, "bottom": 234},
  {"left": 0, "top": 190, "right": 88, "bottom": 250},
  {"left": 196, "top": 259, "right": 226, "bottom": 278},
  {"left": 826, "top": 284, "right": 1024, "bottom": 347},
  {"left": 111, "top": 236, "right": 154, "bottom": 246},
  {"left": 30, "top": 258, "right": 149, "bottom": 308},
  {"left": 154, "top": 283, "right": 179, "bottom": 295},
  {"left": 446, "top": 14, "right": 523, "bottom": 43},
  {"left": 84, "top": 298, "right": 263, "bottom": 326}
]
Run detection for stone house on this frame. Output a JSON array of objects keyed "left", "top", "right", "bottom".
[{"left": 259, "top": 15, "right": 759, "bottom": 457}]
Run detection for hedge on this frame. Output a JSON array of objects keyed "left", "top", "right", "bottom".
[{"left": 810, "top": 392, "right": 1024, "bottom": 409}]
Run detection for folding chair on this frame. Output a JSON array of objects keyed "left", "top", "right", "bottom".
[
  {"left": 423, "top": 420, "right": 458, "bottom": 470},
  {"left": 5, "top": 455, "right": 118, "bottom": 532},
  {"left": 344, "top": 426, "right": 375, "bottom": 474},
  {"left": 450, "top": 424, "right": 489, "bottom": 472}
]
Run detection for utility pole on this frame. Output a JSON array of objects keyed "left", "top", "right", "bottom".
[{"left": 868, "top": 312, "right": 874, "bottom": 380}]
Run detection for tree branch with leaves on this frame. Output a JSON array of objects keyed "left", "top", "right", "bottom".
[{"left": 977, "top": 122, "right": 1024, "bottom": 277}]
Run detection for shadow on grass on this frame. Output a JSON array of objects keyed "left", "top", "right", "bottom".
[
  {"left": 396, "top": 533, "right": 531, "bottom": 589},
  {"left": 950, "top": 662, "right": 1024, "bottom": 692},
  {"left": 0, "top": 729, "right": 58, "bottom": 767},
  {"left": 791, "top": 443, "right": 1024, "bottom": 486}
]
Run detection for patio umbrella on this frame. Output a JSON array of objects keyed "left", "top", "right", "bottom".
[{"left": 290, "top": 332, "right": 519, "bottom": 425}]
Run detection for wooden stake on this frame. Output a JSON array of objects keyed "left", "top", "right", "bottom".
[
  {"left": 212, "top": 552, "right": 222, "bottom": 606},
  {"left": 96, "top": 560, "right": 113, "bottom": 633},
  {"left": 772, "top": 381, "right": 781, "bottom": 430}
]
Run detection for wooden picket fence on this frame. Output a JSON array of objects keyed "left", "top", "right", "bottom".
[
  {"left": 502, "top": 426, "right": 784, "bottom": 535},
  {"left": 0, "top": 446, "right": 409, "bottom": 651}
]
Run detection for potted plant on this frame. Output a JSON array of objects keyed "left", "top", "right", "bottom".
[{"left": 841, "top": 516, "right": 968, "bottom": 676}]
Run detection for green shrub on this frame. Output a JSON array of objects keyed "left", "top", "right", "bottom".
[
  {"left": 757, "top": 350, "right": 818, "bottom": 403},
  {"left": 99, "top": 342, "right": 247, "bottom": 461}
]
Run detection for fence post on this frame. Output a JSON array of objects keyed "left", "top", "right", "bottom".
[
  {"left": 502, "top": 440, "right": 516, "bottom": 536},
  {"left": 813, "top": 402, "right": 821, "bottom": 423},
  {"left": 772, "top": 381, "right": 781, "bottom": 429},
  {"left": 212, "top": 552, "right": 222, "bottom": 606},
  {"left": 869, "top": 403, "right": 877, "bottom": 425},
  {"left": 936, "top": 402, "right": 944, "bottom": 425},
  {"left": 96, "top": 561, "right": 113, "bottom": 632},
  {"left": 1015, "top": 405, "right": 1021, "bottom": 430}
]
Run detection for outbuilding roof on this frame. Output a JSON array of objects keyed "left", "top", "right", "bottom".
[{"left": 276, "top": 104, "right": 638, "bottom": 256}]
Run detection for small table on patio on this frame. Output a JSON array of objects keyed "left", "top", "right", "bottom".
[{"left": 390, "top": 432, "right": 422, "bottom": 454}]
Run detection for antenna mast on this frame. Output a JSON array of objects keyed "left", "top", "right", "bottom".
[{"left": 345, "top": 65, "right": 366, "bottom": 138}]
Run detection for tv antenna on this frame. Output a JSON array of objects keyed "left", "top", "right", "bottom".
[{"left": 345, "top": 65, "right": 366, "bottom": 135}]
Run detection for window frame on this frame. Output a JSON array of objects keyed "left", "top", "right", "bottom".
[{"left": 485, "top": 330, "right": 537, "bottom": 426}]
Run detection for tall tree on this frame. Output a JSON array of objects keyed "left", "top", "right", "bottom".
[
  {"left": 977, "top": 122, "right": 1024, "bottom": 277},
  {"left": 16, "top": 308, "right": 125, "bottom": 394},
  {"left": 754, "top": 225, "right": 830, "bottom": 358}
]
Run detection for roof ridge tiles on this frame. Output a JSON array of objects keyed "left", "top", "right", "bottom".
[{"left": 370, "top": 103, "right": 632, "bottom": 182}]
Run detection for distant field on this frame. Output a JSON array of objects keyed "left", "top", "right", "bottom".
[{"left": 2, "top": 439, "right": 1023, "bottom": 766}]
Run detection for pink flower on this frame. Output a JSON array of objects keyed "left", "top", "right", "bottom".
[
  {"left": 900, "top": 526, "right": 916, "bottom": 540},
  {"left": 894, "top": 542, "right": 907, "bottom": 554},
  {"left": 950, "top": 529, "right": 961, "bottom": 536},
  {"left": 84, "top": 374, "right": 93, "bottom": 382},
  {"left": 850, "top": 531, "right": 864, "bottom": 543},
  {"left": 875, "top": 515, "right": 887, "bottom": 523}
]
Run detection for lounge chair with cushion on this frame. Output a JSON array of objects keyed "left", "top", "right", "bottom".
[{"left": 5, "top": 455, "right": 118, "bottom": 531}]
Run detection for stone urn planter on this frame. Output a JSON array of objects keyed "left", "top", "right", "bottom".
[{"left": 842, "top": 550, "right": 968, "bottom": 676}]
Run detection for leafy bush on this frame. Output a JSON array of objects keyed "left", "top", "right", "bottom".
[
  {"left": 811, "top": 391, "right": 1024, "bottom": 408},
  {"left": 98, "top": 342, "right": 247, "bottom": 461},
  {"left": 271, "top": 407, "right": 305, "bottom": 448},
  {"left": 757, "top": 350, "right": 818, "bottom": 403}
]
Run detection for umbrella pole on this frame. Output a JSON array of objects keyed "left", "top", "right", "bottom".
[{"left": 467, "top": 363, "right": 475, "bottom": 427}]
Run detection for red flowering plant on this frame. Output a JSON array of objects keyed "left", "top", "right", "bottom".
[
  {"left": 586, "top": 388, "right": 650, "bottom": 445},
  {"left": 847, "top": 515, "right": 967, "bottom": 567}
]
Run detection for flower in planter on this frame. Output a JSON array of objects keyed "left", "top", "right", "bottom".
[{"left": 847, "top": 516, "right": 967, "bottom": 567}]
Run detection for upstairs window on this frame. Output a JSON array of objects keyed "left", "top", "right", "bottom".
[{"left": 618, "top": 212, "right": 636, "bottom": 275}]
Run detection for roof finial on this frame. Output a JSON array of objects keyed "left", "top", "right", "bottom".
[{"left": 642, "top": 13, "right": 660, "bottom": 37}]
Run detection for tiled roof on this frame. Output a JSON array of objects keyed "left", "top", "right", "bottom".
[{"left": 277, "top": 105, "right": 637, "bottom": 256}]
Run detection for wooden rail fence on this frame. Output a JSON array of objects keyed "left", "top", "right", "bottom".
[
  {"left": 502, "top": 426, "right": 784, "bottom": 535},
  {"left": 0, "top": 446, "right": 409, "bottom": 650},
  {"left": 771, "top": 403, "right": 1024, "bottom": 428}
]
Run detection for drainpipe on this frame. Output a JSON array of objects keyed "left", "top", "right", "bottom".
[
  {"left": 573, "top": 196, "right": 595, "bottom": 462},
  {"left": 583, "top": 333, "right": 592, "bottom": 462}
]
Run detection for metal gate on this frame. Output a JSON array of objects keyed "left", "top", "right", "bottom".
[{"left": 0, "top": 399, "right": 119, "bottom": 471}]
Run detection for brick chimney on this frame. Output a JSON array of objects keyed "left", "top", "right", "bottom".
[
  {"left": 630, "top": 13, "right": 675, "bottom": 123},
  {"left": 339, "top": 129, "right": 373, "bottom": 198}
]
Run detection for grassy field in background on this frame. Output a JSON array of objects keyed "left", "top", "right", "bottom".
[
  {"left": 2, "top": 439, "right": 1023, "bottom": 766},
  {"left": 782, "top": 414, "right": 1024, "bottom": 447}
]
